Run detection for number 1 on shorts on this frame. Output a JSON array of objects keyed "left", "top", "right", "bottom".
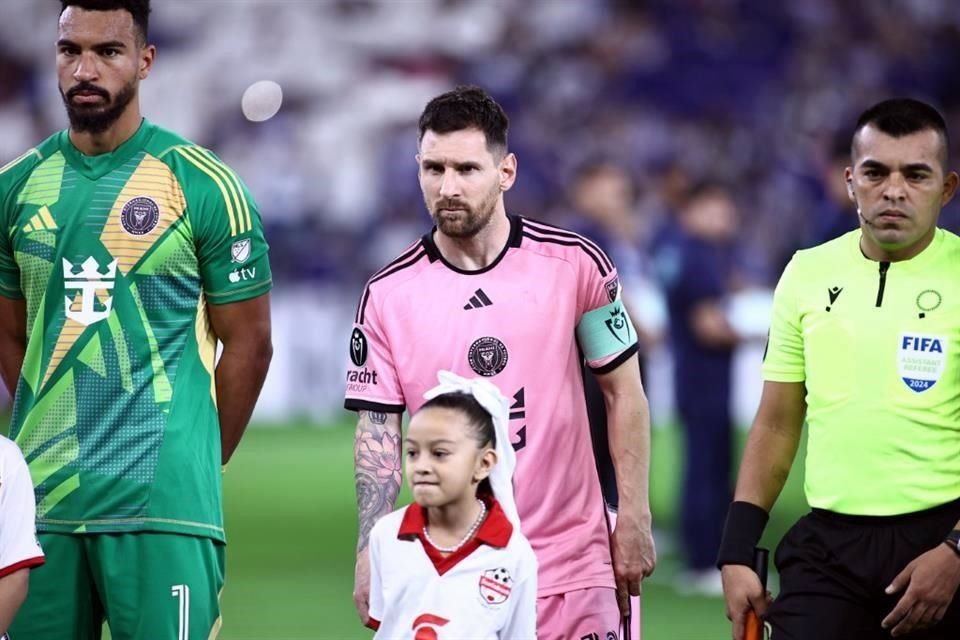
[{"left": 171, "top": 584, "right": 191, "bottom": 639}]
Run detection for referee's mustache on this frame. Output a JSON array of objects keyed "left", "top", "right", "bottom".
[{"left": 66, "top": 82, "right": 110, "bottom": 101}]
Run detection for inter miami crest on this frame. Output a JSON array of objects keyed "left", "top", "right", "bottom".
[
  {"left": 478, "top": 567, "right": 513, "bottom": 605},
  {"left": 120, "top": 196, "right": 160, "bottom": 236},
  {"left": 350, "top": 328, "right": 368, "bottom": 367},
  {"left": 468, "top": 336, "right": 508, "bottom": 377}
]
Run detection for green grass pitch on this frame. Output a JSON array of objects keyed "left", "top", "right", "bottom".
[
  {"left": 1, "top": 413, "right": 807, "bottom": 639},
  {"left": 213, "top": 418, "right": 807, "bottom": 639}
]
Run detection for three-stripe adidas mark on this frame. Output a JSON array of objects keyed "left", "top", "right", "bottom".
[
  {"left": 22, "top": 206, "right": 58, "bottom": 233},
  {"left": 463, "top": 288, "right": 493, "bottom": 310}
]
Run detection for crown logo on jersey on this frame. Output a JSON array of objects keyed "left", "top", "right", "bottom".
[
  {"left": 64, "top": 257, "right": 118, "bottom": 282},
  {"left": 62, "top": 257, "right": 118, "bottom": 326}
]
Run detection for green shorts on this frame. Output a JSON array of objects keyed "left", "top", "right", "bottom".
[{"left": 10, "top": 532, "right": 225, "bottom": 640}]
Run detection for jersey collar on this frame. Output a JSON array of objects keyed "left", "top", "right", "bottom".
[
  {"left": 855, "top": 227, "right": 946, "bottom": 271},
  {"left": 59, "top": 118, "right": 154, "bottom": 181},
  {"left": 420, "top": 214, "right": 524, "bottom": 275},
  {"left": 398, "top": 496, "right": 514, "bottom": 576}
]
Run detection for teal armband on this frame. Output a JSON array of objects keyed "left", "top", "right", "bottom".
[{"left": 576, "top": 300, "right": 638, "bottom": 362}]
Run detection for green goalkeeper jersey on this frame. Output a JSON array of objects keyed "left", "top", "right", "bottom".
[{"left": 0, "top": 120, "right": 272, "bottom": 541}]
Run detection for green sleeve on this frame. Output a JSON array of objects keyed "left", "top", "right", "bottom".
[
  {"left": 762, "top": 256, "right": 805, "bottom": 382},
  {"left": 177, "top": 146, "right": 272, "bottom": 305},
  {"left": 0, "top": 157, "right": 26, "bottom": 300}
]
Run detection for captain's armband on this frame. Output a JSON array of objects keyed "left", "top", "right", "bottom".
[{"left": 576, "top": 300, "right": 638, "bottom": 362}]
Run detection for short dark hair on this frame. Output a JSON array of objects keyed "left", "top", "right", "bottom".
[
  {"left": 60, "top": 0, "right": 151, "bottom": 44},
  {"left": 418, "top": 86, "right": 509, "bottom": 155},
  {"left": 417, "top": 391, "right": 497, "bottom": 497},
  {"left": 853, "top": 98, "right": 949, "bottom": 165}
]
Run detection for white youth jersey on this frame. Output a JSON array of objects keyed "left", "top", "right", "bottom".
[
  {"left": 368, "top": 498, "right": 537, "bottom": 639},
  {"left": 0, "top": 435, "right": 44, "bottom": 577}
]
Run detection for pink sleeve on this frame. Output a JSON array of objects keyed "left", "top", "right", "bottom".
[
  {"left": 578, "top": 255, "right": 639, "bottom": 372},
  {"left": 344, "top": 285, "right": 405, "bottom": 413},
  {"left": 579, "top": 258, "right": 621, "bottom": 316}
]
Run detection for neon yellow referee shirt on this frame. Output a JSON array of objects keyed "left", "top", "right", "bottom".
[{"left": 764, "top": 228, "right": 960, "bottom": 515}]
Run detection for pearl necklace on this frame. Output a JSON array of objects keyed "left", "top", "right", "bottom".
[{"left": 423, "top": 499, "right": 487, "bottom": 553}]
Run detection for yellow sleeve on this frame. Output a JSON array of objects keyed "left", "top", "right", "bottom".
[{"left": 762, "top": 256, "right": 806, "bottom": 382}]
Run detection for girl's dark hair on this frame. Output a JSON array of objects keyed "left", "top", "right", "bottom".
[{"left": 418, "top": 392, "right": 496, "bottom": 496}]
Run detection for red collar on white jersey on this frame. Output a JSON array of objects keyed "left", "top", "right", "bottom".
[{"left": 398, "top": 496, "right": 514, "bottom": 576}]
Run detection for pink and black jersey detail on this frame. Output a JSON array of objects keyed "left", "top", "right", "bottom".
[{"left": 345, "top": 215, "right": 637, "bottom": 597}]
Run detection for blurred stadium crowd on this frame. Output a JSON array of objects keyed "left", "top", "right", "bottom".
[{"left": 1, "top": 0, "right": 960, "bottom": 419}]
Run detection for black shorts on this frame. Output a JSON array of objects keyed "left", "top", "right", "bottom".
[{"left": 766, "top": 497, "right": 960, "bottom": 640}]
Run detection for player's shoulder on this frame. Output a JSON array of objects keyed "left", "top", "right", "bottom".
[
  {"left": 0, "top": 131, "right": 62, "bottom": 191},
  {"left": 784, "top": 230, "right": 860, "bottom": 279},
  {"left": 936, "top": 228, "right": 960, "bottom": 265},
  {"left": 355, "top": 237, "right": 433, "bottom": 319},
  {"left": 516, "top": 215, "right": 615, "bottom": 278},
  {"left": 147, "top": 122, "right": 243, "bottom": 187}
]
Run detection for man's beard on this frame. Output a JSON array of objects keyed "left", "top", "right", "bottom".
[
  {"left": 429, "top": 184, "right": 500, "bottom": 239},
  {"left": 61, "top": 80, "right": 137, "bottom": 135}
]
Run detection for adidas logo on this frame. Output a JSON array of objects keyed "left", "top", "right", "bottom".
[
  {"left": 463, "top": 288, "right": 493, "bottom": 310},
  {"left": 22, "top": 206, "right": 58, "bottom": 233}
]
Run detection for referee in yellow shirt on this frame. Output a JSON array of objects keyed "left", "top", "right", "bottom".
[{"left": 719, "top": 98, "right": 960, "bottom": 639}]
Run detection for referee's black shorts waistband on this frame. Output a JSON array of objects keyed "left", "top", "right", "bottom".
[{"left": 811, "top": 494, "right": 960, "bottom": 526}]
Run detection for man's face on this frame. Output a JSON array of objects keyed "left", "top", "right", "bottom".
[
  {"left": 847, "top": 125, "right": 958, "bottom": 254},
  {"left": 417, "top": 128, "right": 516, "bottom": 239},
  {"left": 57, "top": 7, "right": 154, "bottom": 134}
]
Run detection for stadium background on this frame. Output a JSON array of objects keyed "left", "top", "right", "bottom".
[{"left": 1, "top": 1, "right": 959, "bottom": 637}]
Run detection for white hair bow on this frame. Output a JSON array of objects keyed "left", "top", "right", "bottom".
[{"left": 422, "top": 370, "right": 520, "bottom": 527}]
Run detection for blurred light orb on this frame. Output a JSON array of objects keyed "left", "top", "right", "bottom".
[{"left": 241, "top": 80, "right": 283, "bottom": 122}]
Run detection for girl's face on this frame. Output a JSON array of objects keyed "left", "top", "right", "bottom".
[{"left": 405, "top": 406, "right": 495, "bottom": 509}]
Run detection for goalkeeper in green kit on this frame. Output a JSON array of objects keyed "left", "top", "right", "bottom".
[{"left": 0, "top": 1, "right": 273, "bottom": 638}]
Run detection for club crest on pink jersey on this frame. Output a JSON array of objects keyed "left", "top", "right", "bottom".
[
  {"left": 468, "top": 336, "right": 508, "bottom": 377},
  {"left": 478, "top": 567, "right": 512, "bottom": 605}
]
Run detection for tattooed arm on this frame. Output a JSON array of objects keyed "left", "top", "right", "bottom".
[{"left": 353, "top": 409, "right": 403, "bottom": 623}]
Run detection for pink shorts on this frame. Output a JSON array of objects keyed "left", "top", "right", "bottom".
[
  {"left": 536, "top": 509, "right": 644, "bottom": 639},
  {"left": 538, "top": 586, "right": 641, "bottom": 640}
]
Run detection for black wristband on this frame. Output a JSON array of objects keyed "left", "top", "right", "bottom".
[{"left": 716, "top": 501, "right": 769, "bottom": 569}]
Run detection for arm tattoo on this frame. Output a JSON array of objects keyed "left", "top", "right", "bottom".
[{"left": 355, "top": 410, "right": 402, "bottom": 551}]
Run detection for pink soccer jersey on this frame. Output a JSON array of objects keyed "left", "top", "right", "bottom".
[{"left": 345, "top": 215, "right": 638, "bottom": 597}]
